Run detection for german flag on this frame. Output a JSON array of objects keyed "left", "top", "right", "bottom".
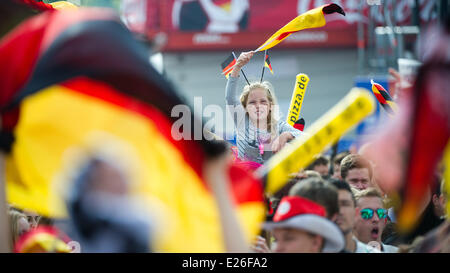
[
  {"left": 255, "top": 3, "right": 345, "bottom": 52},
  {"left": 18, "top": 0, "right": 54, "bottom": 11},
  {"left": 370, "top": 79, "right": 397, "bottom": 115},
  {"left": 221, "top": 53, "right": 236, "bottom": 79},
  {"left": 264, "top": 52, "right": 273, "bottom": 75},
  {"left": 0, "top": 8, "right": 264, "bottom": 252}
]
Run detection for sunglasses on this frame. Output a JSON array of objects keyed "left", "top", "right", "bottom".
[{"left": 360, "top": 208, "right": 387, "bottom": 220}]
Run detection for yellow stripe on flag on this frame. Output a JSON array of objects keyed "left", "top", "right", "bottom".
[
  {"left": 19, "top": 233, "right": 72, "bottom": 253},
  {"left": 443, "top": 141, "right": 450, "bottom": 218},
  {"left": 265, "top": 62, "right": 273, "bottom": 75},
  {"left": 386, "top": 100, "right": 398, "bottom": 113},
  {"left": 257, "top": 88, "right": 376, "bottom": 195},
  {"left": 236, "top": 202, "right": 266, "bottom": 244}
]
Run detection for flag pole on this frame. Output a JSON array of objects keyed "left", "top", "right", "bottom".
[
  {"left": 231, "top": 52, "right": 250, "bottom": 85},
  {"left": 260, "top": 50, "right": 267, "bottom": 83}
]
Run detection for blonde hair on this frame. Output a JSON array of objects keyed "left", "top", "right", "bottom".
[
  {"left": 239, "top": 81, "right": 278, "bottom": 138},
  {"left": 355, "top": 187, "right": 384, "bottom": 207}
]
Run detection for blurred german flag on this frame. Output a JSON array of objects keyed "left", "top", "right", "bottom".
[
  {"left": 396, "top": 65, "right": 450, "bottom": 233},
  {"left": 18, "top": 0, "right": 77, "bottom": 11},
  {"left": 0, "top": 8, "right": 264, "bottom": 252}
]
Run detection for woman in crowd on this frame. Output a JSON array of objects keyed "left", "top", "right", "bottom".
[{"left": 225, "top": 51, "right": 302, "bottom": 164}]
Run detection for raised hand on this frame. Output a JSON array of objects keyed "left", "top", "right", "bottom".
[
  {"left": 271, "top": 132, "right": 294, "bottom": 153},
  {"left": 230, "top": 51, "right": 254, "bottom": 77},
  {"left": 251, "top": 235, "right": 272, "bottom": 253},
  {"left": 236, "top": 51, "right": 254, "bottom": 67}
]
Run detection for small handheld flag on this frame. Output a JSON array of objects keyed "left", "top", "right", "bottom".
[
  {"left": 260, "top": 50, "right": 273, "bottom": 83},
  {"left": 0, "top": 10, "right": 264, "bottom": 252},
  {"left": 49, "top": 1, "right": 78, "bottom": 9},
  {"left": 370, "top": 79, "right": 397, "bottom": 115},
  {"left": 265, "top": 52, "right": 273, "bottom": 75},
  {"left": 255, "top": 3, "right": 345, "bottom": 52},
  {"left": 221, "top": 53, "right": 236, "bottom": 79},
  {"left": 256, "top": 88, "right": 375, "bottom": 195},
  {"left": 293, "top": 118, "right": 305, "bottom": 131},
  {"left": 286, "top": 73, "right": 310, "bottom": 127}
]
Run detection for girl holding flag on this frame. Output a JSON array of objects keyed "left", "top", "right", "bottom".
[
  {"left": 224, "top": 3, "right": 346, "bottom": 164},
  {"left": 225, "top": 51, "right": 302, "bottom": 164}
]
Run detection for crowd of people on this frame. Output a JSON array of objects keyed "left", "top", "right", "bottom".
[
  {"left": 222, "top": 47, "right": 449, "bottom": 253},
  {"left": 251, "top": 154, "right": 447, "bottom": 253},
  {"left": 5, "top": 146, "right": 448, "bottom": 253}
]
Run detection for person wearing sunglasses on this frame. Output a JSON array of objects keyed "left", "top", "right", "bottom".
[{"left": 354, "top": 188, "right": 399, "bottom": 253}]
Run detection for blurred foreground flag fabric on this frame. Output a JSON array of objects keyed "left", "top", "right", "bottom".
[
  {"left": 18, "top": 0, "right": 77, "bottom": 11},
  {"left": 0, "top": 8, "right": 264, "bottom": 252},
  {"left": 255, "top": 3, "right": 345, "bottom": 52},
  {"left": 18, "top": 0, "right": 54, "bottom": 11}
]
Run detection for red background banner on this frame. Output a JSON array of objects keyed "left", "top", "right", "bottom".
[{"left": 129, "top": 0, "right": 438, "bottom": 51}]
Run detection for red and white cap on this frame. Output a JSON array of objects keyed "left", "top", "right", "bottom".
[{"left": 264, "top": 196, "right": 345, "bottom": 253}]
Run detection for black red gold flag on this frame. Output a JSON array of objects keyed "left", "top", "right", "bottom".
[
  {"left": 265, "top": 52, "right": 273, "bottom": 75},
  {"left": 371, "top": 79, "right": 397, "bottom": 115},
  {"left": 221, "top": 53, "right": 236, "bottom": 79},
  {"left": 0, "top": 8, "right": 264, "bottom": 252}
]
